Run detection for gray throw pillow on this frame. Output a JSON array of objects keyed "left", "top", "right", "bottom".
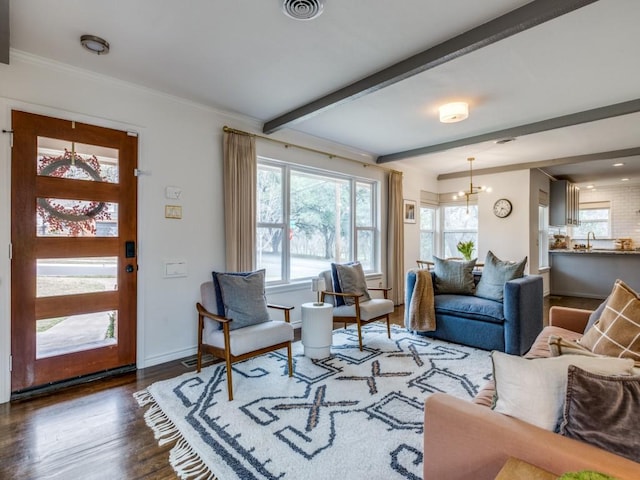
[
  {"left": 475, "top": 251, "right": 527, "bottom": 302},
  {"left": 216, "top": 269, "right": 270, "bottom": 330},
  {"left": 432, "top": 257, "right": 476, "bottom": 295},
  {"left": 335, "top": 262, "right": 371, "bottom": 306},
  {"left": 560, "top": 365, "right": 640, "bottom": 463},
  {"left": 584, "top": 297, "right": 609, "bottom": 334}
]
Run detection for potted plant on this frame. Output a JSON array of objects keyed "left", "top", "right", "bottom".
[{"left": 456, "top": 240, "right": 475, "bottom": 261}]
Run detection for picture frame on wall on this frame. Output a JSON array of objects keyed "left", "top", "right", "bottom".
[{"left": 404, "top": 199, "right": 416, "bottom": 223}]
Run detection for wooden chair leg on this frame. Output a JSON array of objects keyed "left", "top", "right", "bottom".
[
  {"left": 287, "top": 343, "right": 293, "bottom": 377},
  {"left": 386, "top": 315, "right": 391, "bottom": 338},
  {"left": 357, "top": 320, "right": 364, "bottom": 351},
  {"left": 225, "top": 354, "right": 234, "bottom": 401},
  {"left": 196, "top": 348, "right": 203, "bottom": 373}
]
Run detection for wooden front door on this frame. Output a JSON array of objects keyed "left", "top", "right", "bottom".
[{"left": 10, "top": 110, "right": 138, "bottom": 393}]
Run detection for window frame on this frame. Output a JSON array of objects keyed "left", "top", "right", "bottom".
[
  {"left": 257, "top": 157, "right": 379, "bottom": 286},
  {"left": 419, "top": 204, "right": 437, "bottom": 261},
  {"left": 574, "top": 201, "right": 611, "bottom": 238}
]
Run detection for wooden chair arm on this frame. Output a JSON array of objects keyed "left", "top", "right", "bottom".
[
  {"left": 369, "top": 287, "right": 391, "bottom": 299},
  {"left": 267, "top": 304, "right": 294, "bottom": 311},
  {"left": 321, "top": 291, "right": 363, "bottom": 298},
  {"left": 196, "top": 302, "right": 231, "bottom": 324}
]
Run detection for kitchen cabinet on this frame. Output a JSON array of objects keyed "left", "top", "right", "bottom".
[{"left": 550, "top": 179, "right": 580, "bottom": 226}]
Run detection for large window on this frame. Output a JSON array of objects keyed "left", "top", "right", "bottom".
[
  {"left": 573, "top": 201, "right": 611, "bottom": 238},
  {"left": 257, "top": 159, "right": 378, "bottom": 284},
  {"left": 419, "top": 206, "right": 436, "bottom": 260},
  {"left": 442, "top": 204, "right": 478, "bottom": 258}
]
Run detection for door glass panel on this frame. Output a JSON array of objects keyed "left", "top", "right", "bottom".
[
  {"left": 37, "top": 257, "right": 118, "bottom": 297},
  {"left": 37, "top": 137, "right": 119, "bottom": 183},
  {"left": 36, "top": 310, "right": 118, "bottom": 359},
  {"left": 36, "top": 198, "right": 118, "bottom": 237}
]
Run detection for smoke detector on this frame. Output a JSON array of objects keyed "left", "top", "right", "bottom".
[{"left": 282, "top": 0, "right": 324, "bottom": 20}]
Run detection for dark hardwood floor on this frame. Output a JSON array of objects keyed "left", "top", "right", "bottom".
[{"left": 0, "top": 296, "right": 602, "bottom": 479}]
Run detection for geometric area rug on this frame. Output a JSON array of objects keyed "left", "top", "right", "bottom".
[{"left": 135, "top": 324, "right": 492, "bottom": 480}]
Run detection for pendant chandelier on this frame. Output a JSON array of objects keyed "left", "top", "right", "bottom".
[{"left": 453, "top": 157, "right": 491, "bottom": 213}]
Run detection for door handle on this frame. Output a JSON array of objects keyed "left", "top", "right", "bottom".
[{"left": 125, "top": 264, "right": 135, "bottom": 273}]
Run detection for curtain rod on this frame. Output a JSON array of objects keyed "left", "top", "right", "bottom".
[{"left": 223, "top": 126, "right": 401, "bottom": 175}]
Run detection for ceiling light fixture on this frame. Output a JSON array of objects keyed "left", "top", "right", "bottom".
[
  {"left": 439, "top": 102, "right": 469, "bottom": 123},
  {"left": 453, "top": 157, "right": 491, "bottom": 213},
  {"left": 282, "top": 0, "right": 324, "bottom": 20},
  {"left": 621, "top": 178, "right": 629, "bottom": 182},
  {"left": 586, "top": 184, "right": 595, "bottom": 189},
  {"left": 80, "top": 35, "right": 110, "bottom": 55},
  {"left": 495, "top": 137, "right": 516, "bottom": 144},
  {"left": 613, "top": 162, "right": 625, "bottom": 167}
]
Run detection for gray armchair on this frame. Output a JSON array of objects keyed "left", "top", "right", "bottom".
[{"left": 196, "top": 280, "right": 294, "bottom": 400}]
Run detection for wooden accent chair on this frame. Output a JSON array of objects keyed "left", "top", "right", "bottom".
[
  {"left": 196, "top": 280, "right": 294, "bottom": 401},
  {"left": 318, "top": 269, "right": 393, "bottom": 351}
]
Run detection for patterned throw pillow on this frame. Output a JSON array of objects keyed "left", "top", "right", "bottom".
[
  {"left": 475, "top": 251, "right": 527, "bottom": 302},
  {"left": 334, "top": 262, "right": 371, "bottom": 306},
  {"left": 579, "top": 280, "right": 640, "bottom": 362},
  {"left": 432, "top": 257, "right": 476, "bottom": 295}
]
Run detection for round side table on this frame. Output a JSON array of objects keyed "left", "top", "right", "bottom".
[{"left": 301, "top": 302, "right": 333, "bottom": 359}]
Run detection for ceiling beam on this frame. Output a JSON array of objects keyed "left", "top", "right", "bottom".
[
  {"left": 437, "top": 147, "right": 640, "bottom": 181},
  {"left": 377, "top": 98, "right": 640, "bottom": 164},
  {"left": 0, "top": 0, "right": 9, "bottom": 64},
  {"left": 262, "top": 0, "right": 598, "bottom": 135}
]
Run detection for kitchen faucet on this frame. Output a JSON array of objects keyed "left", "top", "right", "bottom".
[{"left": 587, "top": 231, "right": 596, "bottom": 250}]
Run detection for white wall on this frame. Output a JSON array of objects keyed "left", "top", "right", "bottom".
[{"left": 0, "top": 52, "right": 410, "bottom": 402}]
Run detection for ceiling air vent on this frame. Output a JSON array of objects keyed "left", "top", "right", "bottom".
[{"left": 282, "top": 0, "right": 324, "bottom": 21}]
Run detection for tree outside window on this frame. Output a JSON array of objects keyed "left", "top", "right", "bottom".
[{"left": 257, "top": 160, "right": 377, "bottom": 284}]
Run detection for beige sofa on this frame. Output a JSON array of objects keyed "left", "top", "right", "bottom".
[{"left": 423, "top": 306, "right": 640, "bottom": 480}]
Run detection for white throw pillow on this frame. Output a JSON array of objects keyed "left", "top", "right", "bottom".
[{"left": 491, "top": 351, "right": 634, "bottom": 431}]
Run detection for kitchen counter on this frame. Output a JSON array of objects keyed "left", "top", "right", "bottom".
[
  {"left": 550, "top": 249, "right": 640, "bottom": 255},
  {"left": 549, "top": 250, "right": 640, "bottom": 298}
]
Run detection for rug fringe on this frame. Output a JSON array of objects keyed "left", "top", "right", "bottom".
[
  {"left": 133, "top": 389, "right": 154, "bottom": 407},
  {"left": 135, "top": 391, "right": 218, "bottom": 479},
  {"left": 170, "top": 437, "right": 217, "bottom": 480}
]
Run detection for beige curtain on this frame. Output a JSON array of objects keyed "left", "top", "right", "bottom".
[
  {"left": 223, "top": 131, "right": 256, "bottom": 271},
  {"left": 387, "top": 171, "right": 404, "bottom": 305}
]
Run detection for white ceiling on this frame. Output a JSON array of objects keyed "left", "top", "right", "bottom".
[{"left": 8, "top": 0, "right": 640, "bottom": 186}]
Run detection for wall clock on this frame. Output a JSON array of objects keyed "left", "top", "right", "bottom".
[{"left": 493, "top": 198, "right": 512, "bottom": 218}]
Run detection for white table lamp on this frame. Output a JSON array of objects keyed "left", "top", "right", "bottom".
[{"left": 311, "top": 277, "right": 326, "bottom": 306}]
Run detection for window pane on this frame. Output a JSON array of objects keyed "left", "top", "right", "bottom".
[
  {"left": 37, "top": 310, "right": 117, "bottom": 359},
  {"left": 37, "top": 257, "right": 118, "bottom": 297},
  {"left": 290, "top": 171, "right": 351, "bottom": 280},
  {"left": 443, "top": 232, "right": 477, "bottom": 258},
  {"left": 357, "top": 229, "right": 374, "bottom": 270},
  {"left": 444, "top": 205, "right": 478, "bottom": 230},
  {"left": 37, "top": 198, "right": 118, "bottom": 237},
  {"left": 258, "top": 165, "right": 283, "bottom": 223},
  {"left": 257, "top": 227, "right": 283, "bottom": 282},
  {"left": 420, "top": 207, "right": 434, "bottom": 228},
  {"left": 575, "top": 208, "right": 610, "bottom": 237},
  {"left": 37, "top": 137, "right": 119, "bottom": 183},
  {"left": 420, "top": 232, "right": 434, "bottom": 260},
  {"left": 355, "top": 182, "right": 373, "bottom": 227}
]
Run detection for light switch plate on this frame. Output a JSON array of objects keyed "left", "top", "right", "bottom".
[
  {"left": 165, "top": 205, "right": 182, "bottom": 219},
  {"left": 165, "top": 186, "right": 182, "bottom": 200}
]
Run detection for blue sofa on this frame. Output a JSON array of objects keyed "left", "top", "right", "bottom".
[{"left": 405, "top": 271, "right": 543, "bottom": 355}]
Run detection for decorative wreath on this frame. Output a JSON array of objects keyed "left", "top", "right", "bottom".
[{"left": 37, "top": 150, "right": 112, "bottom": 234}]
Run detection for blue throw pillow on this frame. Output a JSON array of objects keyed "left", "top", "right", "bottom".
[
  {"left": 215, "top": 269, "right": 270, "bottom": 330},
  {"left": 432, "top": 257, "right": 476, "bottom": 294},
  {"left": 475, "top": 251, "right": 527, "bottom": 302}
]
